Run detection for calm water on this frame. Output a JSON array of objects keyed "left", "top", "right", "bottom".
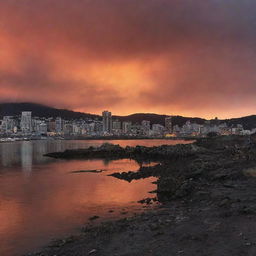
[{"left": 0, "top": 139, "right": 190, "bottom": 256}]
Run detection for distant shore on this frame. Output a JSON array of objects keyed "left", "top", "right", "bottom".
[
  {"left": 0, "top": 136, "right": 195, "bottom": 143},
  {"left": 63, "top": 136, "right": 195, "bottom": 141}
]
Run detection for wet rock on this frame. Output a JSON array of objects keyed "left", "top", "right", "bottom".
[
  {"left": 149, "top": 223, "right": 160, "bottom": 231},
  {"left": 89, "top": 216, "right": 100, "bottom": 221},
  {"left": 219, "top": 198, "right": 231, "bottom": 207},
  {"left": 45, "top": 142, "right": 205, "bottom": 161},
  {"left": 238, "top": 206, "right": 256, "bottom": 215},
  {"left": 138, "top": 197, "right": 156, "bottom": 205},
  {"left": 88, "top": 249, "right": 97, "bottom": 255},
  {"left": 70, "top": 169, "right": 105, "bottom": 174},
  {"left": 157, "top": 176, "right": 195, "bottom": 201},
  {"left": 174, "top": 180, "right": 194, "bottom": 198}
]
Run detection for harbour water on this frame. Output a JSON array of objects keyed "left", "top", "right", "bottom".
[{"left": 0, "top": 139, "right": 190, "bottom": 256}]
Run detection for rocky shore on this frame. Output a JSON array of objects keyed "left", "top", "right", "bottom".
[{"left": 27, "top": 135, "right": 256, "bottom": 256}]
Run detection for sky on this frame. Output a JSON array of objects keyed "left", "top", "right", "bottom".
[{"left": 0, "top": 0, "right": 256, "bottom": 118}]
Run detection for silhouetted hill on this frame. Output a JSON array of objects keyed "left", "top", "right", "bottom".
[
  {"left": 0, "top": 103, "right": 98, "bottom": 120},
  {"left": 114, "top": 113, "right": 169, "bottom": 126},
  {"left": 1, "top": 102, "right": 256, "bottom": 129},
  {"left": 114, "top": 113, "right": 206, "bottom": 127},
  {"left": 224, "top": 115, "right": 256, "bottom": 130}
]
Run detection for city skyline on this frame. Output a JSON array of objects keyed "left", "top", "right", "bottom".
[
  {"left": 0, "top": 108, "right": 253, "bottom": 140},
  {"left": 1, "top": 1, "right": 256, "bottom": 118}
]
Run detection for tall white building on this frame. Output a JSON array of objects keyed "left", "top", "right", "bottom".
[
  {"left": 20, "top": 112, "right": 32, "bottom": 133},
  {"left": 102, "top": 111, "right": 112, "bottom": 134}
]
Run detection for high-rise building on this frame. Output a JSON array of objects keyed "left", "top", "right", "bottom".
[
  {"left": 20, "top": 112, "right": 32, "bottom": 133},
  {"left": 55, "top": 117, "right": 63, "bottom": 133},
  {"left": 102, "top": 111, "right": 112, "bottom": 134},
  {"left": 165, "top": 116, "right": 172, "bottom": 133}
]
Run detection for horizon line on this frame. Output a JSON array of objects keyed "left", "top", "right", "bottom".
[{"left": 0, "top": 101, "right": 255, "bottom": 120}]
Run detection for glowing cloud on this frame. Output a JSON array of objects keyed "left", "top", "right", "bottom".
[{"left": 1, "top": 0, "right": 256, "bottom": 118}]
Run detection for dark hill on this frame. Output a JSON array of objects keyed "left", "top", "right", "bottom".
[
  {"left": 114, "top": 113, "right": 206, "bottom": 127},
  {"left": 0, "top": 103, "right": 98, "bottom": 120},
  {"left": 1, "top": 102, "right": 256, "bottom": 129},
  {"left": 224, "top": 115, "right": 256, "bottom": 130}
]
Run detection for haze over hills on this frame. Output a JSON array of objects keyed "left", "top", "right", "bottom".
[{"left": 1, "top": 102, "right": 256, "bottom": 129}]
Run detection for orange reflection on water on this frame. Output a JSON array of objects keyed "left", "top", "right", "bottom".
[
  {"left": 0, "top": 139, "right": 190, "bottom": 256},
  {"left": 0, "top": 158, "right": 156, "bottom": 256}
]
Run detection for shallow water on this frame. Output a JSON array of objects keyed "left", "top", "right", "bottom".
[{"left": 0, "top": 139, "right": 190, "bottom": 256}]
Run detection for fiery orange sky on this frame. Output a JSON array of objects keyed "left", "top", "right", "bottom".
[{"left": 1, "top": 0, "right": 256, "bottom": 118}]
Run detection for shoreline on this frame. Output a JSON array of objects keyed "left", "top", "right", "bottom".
[
  {"left": 26, "top": 135, "right": 256, "bottom": 256},
  {"left": 0, "top": 136, "right": 194, "bottom": 142}
]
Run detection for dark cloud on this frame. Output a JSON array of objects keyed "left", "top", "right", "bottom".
[
  {"left": 0, "top": 0, "right": 256, "bottom": 117},
  {"left": 0, "top": 55, "right": 123, "bottom": 110}
]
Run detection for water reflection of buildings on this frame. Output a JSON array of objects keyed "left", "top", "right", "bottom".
[
  {"left": 0, "top": 141, "right": 55, "bottom": 172},
  {"left": 0, "top": 143, "right": 20, "bottom": 167},
  {"left": 0, "top": 141, "right": 154, "bottom": 174},
  {"left": 21, "top": 142, "right": 33, "bottom": 174},
  {"left": 0, "top": 141, "right": 94, "bottom": 173}
]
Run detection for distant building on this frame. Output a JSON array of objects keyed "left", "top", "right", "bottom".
[
  {"left": 20, "top": 112, "right": 32, "bottom": 133},
  {"left": 94, "top": 121, "right": 103, "bottom": 135},
  {"left": 88, "top": 122, "right": 96, "bottom": 134},
  {"left": 152, "top": 124, "right": 165, "bottom": 136},
  {"left": 165, "top": 116, "right": 172, "bottom": 133},
  {"left": 102, "top": 111, "right": 112, "bottom": 134},
  {"left": 55, "top": 117, "right": 63, "bottom": 133},
  {"left": 63, "top": 121, "right": 73, "bottom": 135},
  {"left": 48, "top": 119, "right": 56, "bottom": 132},
  {"left": 112, "top": 119, "right": 122, "bottom": 135},
  {"left": 141, "top": 120, "right": 150, "bottom": 136},
  {"left": 122, "top": 121, "right": 132, "bottom": 134},
  {"left": 39, "top": 122, "right": 47, "bottom": 134},
  {"left": 173, "top": 125, "right": 180, "bottom": 134},
  {"left": 112, "top": 120, "right": 121, "bottom": 130},
  {"left": 72, "top": 123, "right": 81, "bottom": 135},
  {"left": 1, "top": 116, "right": 15, "bottom": 134},
  {"left": 131, "top": 123, "right": 142, "bottom": 136}
]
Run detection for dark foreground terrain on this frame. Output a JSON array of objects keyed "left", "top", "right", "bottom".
[{"left": 26, "top": 136, "right": 256, "bottom": 256}]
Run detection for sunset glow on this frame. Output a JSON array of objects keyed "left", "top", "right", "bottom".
[{"left": 1, "top": 0, "right": 256, "bottom": 118}]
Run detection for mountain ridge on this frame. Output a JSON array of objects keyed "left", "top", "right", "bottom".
[{"left": 0, "top": 102, "right": 256, "bottom": 129}]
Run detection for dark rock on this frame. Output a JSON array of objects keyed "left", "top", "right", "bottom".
[{"left": 89, "top": 216, "right": 100, "bottom": 221}]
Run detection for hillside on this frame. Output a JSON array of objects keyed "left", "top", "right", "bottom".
[
  {"left": 114, "top": 114, "right": 206, "bottom": 127},
  {"left": 0, "top": 102, "right": 256, "bottom": 129},
  {"left": 0, "top": 103, "right": 98, "bottom": 120},
  {"left": 224, "top": 115, "right": 256, "bottom": 130}
]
